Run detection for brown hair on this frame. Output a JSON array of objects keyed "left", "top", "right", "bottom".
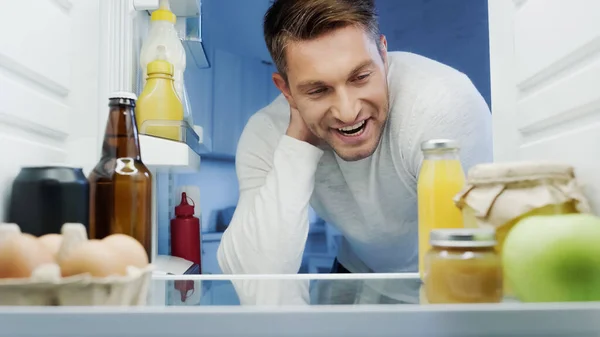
[{"left": 264, "top": 0, "right": 380, "bottom": 80}]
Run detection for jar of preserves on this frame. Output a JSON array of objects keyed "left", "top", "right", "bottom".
[
  {"left": 423, "top": 228, "right": 502, "bottom": 304},
  {"left": 454, "top": 162, "right": 591, "bottom": 264}
]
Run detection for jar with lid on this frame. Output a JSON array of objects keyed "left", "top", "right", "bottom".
[
  {"left": 417, "top": 139, "right": 466, "bottom": 279},
  {"left": 454, "top": 162, "right": 591, "bottom": 262},
  {"left": 423, "top": 228, "right": 503, "bottom": 304}
]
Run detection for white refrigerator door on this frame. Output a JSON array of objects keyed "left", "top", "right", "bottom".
[
  {"left": 0, "top": 0, "right": 102, "bottom": 219},
  {"left": 488, "top": 0, "right": 600, "bottom": 211}
]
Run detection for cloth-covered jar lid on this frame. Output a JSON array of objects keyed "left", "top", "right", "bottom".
[
  {"left": 465, "top": 161, "right": 575, "bottom": 185},
  {"left": 454, "top": 161, "right": 591, "bottom": 228}
]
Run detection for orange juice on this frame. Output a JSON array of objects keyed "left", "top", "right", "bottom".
[{"left": 417, "top": 139, "right": 465, "bottom": 279}]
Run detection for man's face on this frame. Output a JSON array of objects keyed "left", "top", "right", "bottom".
[{"left": 281, "top": 25, "right": 389, "bottom": 161}]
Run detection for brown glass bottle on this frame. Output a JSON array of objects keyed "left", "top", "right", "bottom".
[{"left": 89, "top": 92, "right": 152, "bottom": 260}]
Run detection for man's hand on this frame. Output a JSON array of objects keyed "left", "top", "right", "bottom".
[{"left": 286, "top": 107, "right": 320, "bottom": 146}]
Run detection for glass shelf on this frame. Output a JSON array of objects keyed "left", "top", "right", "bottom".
[
  {"left": 150, "top": 273, "right": 425, "bottom": 306},
  {"left": 1, "top": 273, "right": 600, "bottom": 337}
]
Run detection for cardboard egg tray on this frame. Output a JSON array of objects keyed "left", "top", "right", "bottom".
[
  {"left": 0, "top": 263, "right": 154, "bottom": 306},
  {"left": 0, "top": 222, "right": 154, "bottom": 306}
]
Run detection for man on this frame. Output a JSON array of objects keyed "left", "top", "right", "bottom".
[{"left": 217, "top": 0, "right": 492, "bottom": 278}]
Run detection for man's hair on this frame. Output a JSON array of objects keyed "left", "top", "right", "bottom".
[{"left": 263, "top": 0, "right": 380, "bottom": 80}]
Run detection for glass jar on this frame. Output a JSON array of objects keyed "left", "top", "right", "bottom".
[
  {"left": 417, "top": 139, "right": 466, "bottom": 279},
  {"left": 423, "top": 228, "right": 503, "bottom": 304},
  {"left": 453, "top": 162, "right": 591, "bottom": 296}
]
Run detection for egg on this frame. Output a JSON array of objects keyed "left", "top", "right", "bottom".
[
  {"left": 38, "top": 234, "right": 63, "bottom": 259},
  {"left": 0, "top": 234, "right": 55, "bottom": 278},
  {"left": 102, "top": 234, "right": 149, "bottom": 274},
  {"left": 59, "top": 240, "right": 123, "bottom": 277}
]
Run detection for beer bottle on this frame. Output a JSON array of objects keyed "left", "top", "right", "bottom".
[{"left": 89, "top": 92, "right": 152, "bottom": 260}]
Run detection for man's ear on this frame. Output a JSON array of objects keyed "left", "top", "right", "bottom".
[
  {"left": 273, "top": 72, "right": 298, "bottom": 109},
  {"left": 379, "top": 34, "right": 388, "bottom": 66}
]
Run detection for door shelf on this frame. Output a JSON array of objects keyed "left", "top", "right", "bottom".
[
  {"left": 168, "top": 0, "right": 200, "bottom": 17},
  {"left": 139, "top": 134, "right": 201, "bottom": 173},
  {"left": 133, "top": 0, "right": 209, "bottom": 69}
]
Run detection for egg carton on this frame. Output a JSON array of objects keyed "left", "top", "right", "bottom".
[
  {"left": 0, "top": 263, "right": 154, "bottom": 306},
  {"left": 0, "top": 223, "right": 154, "bottom": 306}
]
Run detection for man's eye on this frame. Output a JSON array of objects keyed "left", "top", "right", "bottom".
[
  {"left": 354, "top": 73, "right": 371, "bottom": 82},
  {"left": 308, "top": 87, "right": 327, "bottom": 95}
]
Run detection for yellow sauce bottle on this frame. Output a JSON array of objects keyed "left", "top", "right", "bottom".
[
  {"left": 417, "top": 139, "right": 466, "bottom": 279},
  {"left": 136, "top": 46, "right": 184, "bottom": 141}
]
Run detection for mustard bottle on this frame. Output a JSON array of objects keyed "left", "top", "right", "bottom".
[{"left": 136, "top": 46, "right": 184, "bottom": 141}]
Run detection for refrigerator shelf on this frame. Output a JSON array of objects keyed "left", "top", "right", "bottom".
[
  {"left": 139, "top": 134, "right": 201, "bottom": 173},
  {"left": 0, "top": 300, "right": 599, "bottom": 337}
]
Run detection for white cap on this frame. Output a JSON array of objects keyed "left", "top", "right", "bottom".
[{"left": 109, "top": 91, "right": 137, "bottom": 100}]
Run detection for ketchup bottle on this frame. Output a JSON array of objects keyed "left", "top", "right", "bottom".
[{"left": 170, "top": 192, "right": 201, "bottom": 270}]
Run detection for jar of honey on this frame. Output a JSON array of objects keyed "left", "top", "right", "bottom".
[
  {"left": 423, "top": 228, "right": 502, "bottom": 304},
  {"left": 453, "top": 162, "right": 591, "bottom": 296}
]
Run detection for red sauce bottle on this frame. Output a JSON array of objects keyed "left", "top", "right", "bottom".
[{"left": 170, "top": 192, "right": 201, "bottom": 271}]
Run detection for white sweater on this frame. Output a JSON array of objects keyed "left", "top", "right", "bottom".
[{"left": 217, "top": 52, "right": 493, "bottom": 281}]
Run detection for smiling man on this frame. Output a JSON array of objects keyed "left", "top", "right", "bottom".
[{"left": 217, "top": 0, "right": 493, "bottom": 276}]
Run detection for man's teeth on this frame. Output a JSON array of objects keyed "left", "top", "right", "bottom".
[{"left": 338, "top": 120, "right": 365, "bottom": 132}]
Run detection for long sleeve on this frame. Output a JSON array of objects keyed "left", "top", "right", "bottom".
[
  {"left": 217, "top": 100, "right": 324, "bottom": 271},
  {"left": 407, "top": 73, "right": 493, "bottom": 178}
]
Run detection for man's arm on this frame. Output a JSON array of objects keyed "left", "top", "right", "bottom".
[
  {"left": 217, "top": 101, "right": 324, "bottom": 276},
  {"left": 408, "top": 73, "right": 493, "bottom": 177}
]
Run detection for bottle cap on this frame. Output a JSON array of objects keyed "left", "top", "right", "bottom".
[
  {"left": 420, "top": 139, "right": 459, "bottom": 152},
  {"left": 151, "top": 0, "right": 176, "bottom": 23},
  {"left": 175, "top": 192, "right": 195, "bottom": 217},
  {"left": 109, "top": 91, "right": 137, "bottom": 100}
]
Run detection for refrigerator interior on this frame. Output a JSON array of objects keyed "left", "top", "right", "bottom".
[{"left": 120, "top": 0, "right": 493, "bottom": 276}]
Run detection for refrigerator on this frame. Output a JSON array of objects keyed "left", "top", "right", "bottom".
[{"left": 0, "top": 0, "right": 207, "bottom": 264}]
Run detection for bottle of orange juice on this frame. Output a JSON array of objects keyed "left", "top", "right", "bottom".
[{"left": 417, "top": 139, "right": 466, "bottom": 279}]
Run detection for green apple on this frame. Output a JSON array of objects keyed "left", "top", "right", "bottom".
[{"left": 503, "top": 213, "right": 600, "bottom": 302}]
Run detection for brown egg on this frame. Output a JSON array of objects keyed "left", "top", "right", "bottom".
[
  {"left": 38, "top": 234, "right": 63, "bottom": 259},
  {"left": 0, "top": 234, "right": 55, "bottom": 278},
  {"left": 59, "top": 240, "right": 122, "bottom": 277},
  {"left": 102, "top": 234, "right": 149, "bottom": 274}
]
